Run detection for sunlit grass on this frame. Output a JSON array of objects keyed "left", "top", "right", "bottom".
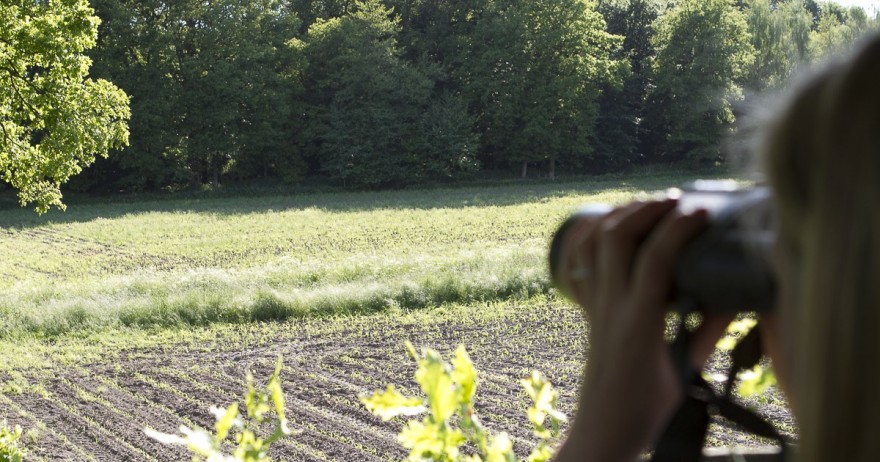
[{"left": 0, "top": 172, "right": 720, "bottom": 338}]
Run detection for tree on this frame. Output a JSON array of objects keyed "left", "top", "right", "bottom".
[
  {"left": 742, "top": 0, "right": 812, "bottom": 93},
  {"left": 87, "top": 0, "right": 304, "bottom": 191},
  {"left": 85, "top": 0, "right": 188, "bottom": 192},
  {"left": 289, "top": 0, "right": 356, "bottom": 33},
  {"left": 176, "top": 0, "right": 305, "bottom": 184},
  {"left": 641, "top": 0, "right": 755, "bottom": 166},
  {"left": 594, "top": 0, "right": 660, "bottom": 169},
  {"left": 462, "top": 0, "right": 625, "bottom": 178},
  {"left": 0, "top": 0, "right": 130, "bottom": 212},
  {"left": 382, "top": 0, "right": 477, "bottom": 69},
  {"left": 809, "top": 3, "right": 875, "bottom": 60},
  {"left": 301, "top": 0, "right": 478, "bottom": 187},
  {"left": 781, "top": 0, "right": 814, "bottom": 67}
]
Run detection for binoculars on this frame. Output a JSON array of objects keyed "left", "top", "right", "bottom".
[{"left": 548, "top": 180, "right": 776, "bottom": 313}]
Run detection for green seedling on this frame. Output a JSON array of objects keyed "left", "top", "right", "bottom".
[
  {"left": 146, "top": 357, "right": 293, "bottom": 461},
  {"left": 362, "top": 342, "right": 566, "bottom": 462}
]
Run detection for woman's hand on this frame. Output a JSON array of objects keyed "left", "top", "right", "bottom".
[{"left": 553, "top": 200, "right": 732, "bottom": 462}]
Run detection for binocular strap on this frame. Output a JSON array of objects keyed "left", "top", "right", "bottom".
[{"left": 650, "top": 320, "right": 788, "bottom": 462}]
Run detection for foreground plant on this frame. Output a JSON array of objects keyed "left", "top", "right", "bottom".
[
  {"left": 0, "top": 421, "right": 25, "bottom": 462},
  {"left": 362, "top": 342, "right": 566, "bottom": 462},
  {"left": 146, "top": 357, "right": 292, "bottom": 461},
  {"left": 715, "top": 318, "right": 778, "bottom": 397}
]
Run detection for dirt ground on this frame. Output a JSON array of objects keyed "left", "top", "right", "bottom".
[{"left": 0, "top": 301, "right": 794, "bottom": 461}]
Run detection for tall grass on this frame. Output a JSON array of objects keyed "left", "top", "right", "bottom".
[{"left": 0, "top": 247, "right": 547, "bottom": 336}]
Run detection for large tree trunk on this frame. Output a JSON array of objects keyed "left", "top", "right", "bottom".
[{"left": 521, "top": 161, "right": 528, "bottom": 179}]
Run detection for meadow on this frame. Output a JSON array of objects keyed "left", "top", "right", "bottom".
[
  {"left": 0, "top": 174, "right": 692, "bottom": 338},
  {"left": 0, "top": 173, "right": 793, "bottom": 460}
]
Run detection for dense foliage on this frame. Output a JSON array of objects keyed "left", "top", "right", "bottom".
[
  {"left": 4, "top": 0, "right": 879, "bottom": 205},
  {"left": 642, "top": 0, "right": 755, "bottom": 165},
  {"left": 0, "top": 0, "right": 130, "bottom": 212}
]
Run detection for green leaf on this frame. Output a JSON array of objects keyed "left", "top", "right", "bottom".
[
  {"left": 147, "top": 355, "right": 293, "bottom": 460},
  {"left": 717, "top": 318, "right": 759, "bottom": 351},
  {"left": 399, "top": 419, "right": 465, "bottom": 461},
  {"left": 405, "top": 341, "right": 419, "bottom": 362},
  {"left": 245, "top": 371, "right": 257, "bottom": 415},
  {"left": 716, "top": 337, "right": 739, "bottom": 351},
  {"left": 484, "top": 432, "right": 516, "bottom": 462},
  {"left": 213, "top": 403, "right": 240, "bottom": 442},
  {"left": 727, "top": 319, "right": 759, "bottom": 336},
  {"left": 0, "top": 422, "right": 26, "bottom": 462},
  {"left": 452, "top": 345, "right": 477, "bottom": 406},
  {"left": 527, "top": 444, "right": 555, "bottom": 462},
  {"left": 268, "top": 357, "right": 288, "bottom": 425},
  {"left": 521, "top": 371, "right": 567, "bottom": 439},
  {"left": 738, "top": 365, "right": 777, "bottom": 397},
  {"left": 415, "top": 350, "right": 458, "bottom": 422},
  {"left": 361, "top": 385, "right": 427, "bottom": 421}
]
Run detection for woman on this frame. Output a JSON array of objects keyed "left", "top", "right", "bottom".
[{"left": 552, "top": 33, "right": 880, "bottom": 462}]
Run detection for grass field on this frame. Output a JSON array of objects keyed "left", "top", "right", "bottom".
[
  {"left": 0, "top": 173, "right": 704, "bottom": 339},
  {"left": 0, "top": 173, "right": 792, "bottom": 460}
]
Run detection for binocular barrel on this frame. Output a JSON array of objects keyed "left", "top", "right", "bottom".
[{"left": 548, "top": 184, "right": 777, "bottom": 314}]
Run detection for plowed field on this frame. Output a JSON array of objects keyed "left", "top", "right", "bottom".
[
  {"left": 0, "top": 178, "right": 793, "bottom": 460},
  {"left": 0, "top": 300, "right": 793, "bottom": 461}
]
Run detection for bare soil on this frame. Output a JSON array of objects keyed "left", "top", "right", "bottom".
[{"left": 0, "top": 301, "right": 794, "bottom": 461}]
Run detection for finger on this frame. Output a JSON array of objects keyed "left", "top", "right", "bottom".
[
  {"left": 562, "top": 215, "right": 608, "bottom": 311},
  {"left": 631, "top": 209, "right": 709, "bottom": 314},
  {"left": 559, "top": 216, "right": 601, "bottom": 302},
  {"left": 563, "top": 204, "right": 630, "bottom": 258},
  {"left": 596, "top": 200, "right": 678, "bottom": 298},
  {"left": 563, "top": 219, "right": 599, "bottom": 309},
  {"left": 560, "top": 207, "right": 627, "bottom": 311},
  {"left": 688, "top": 314, "right": 736, "bottom": 368}
]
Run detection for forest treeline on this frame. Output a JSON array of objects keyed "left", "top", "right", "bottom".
[{"left": 74, "top": 0, "right": 879, "bottom": 192}]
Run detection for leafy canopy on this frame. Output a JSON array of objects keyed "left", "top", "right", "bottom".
[
  {"left": 0, "top": 0, "right": 130, "bottom": 213},
  {"left": 462, "top": 0, "right": 625, "bottom": 172},
  {"left": 643, "top": 0, "right": 755, "bottom": 165}
]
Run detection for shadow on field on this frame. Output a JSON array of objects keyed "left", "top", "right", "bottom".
[{"left": 0, "top": 172, "right": 711, "bottom": 230}]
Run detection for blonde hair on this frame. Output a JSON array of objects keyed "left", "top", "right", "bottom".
[{"left": 763, "top": 33, "right": 880, "bottom": 462}]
